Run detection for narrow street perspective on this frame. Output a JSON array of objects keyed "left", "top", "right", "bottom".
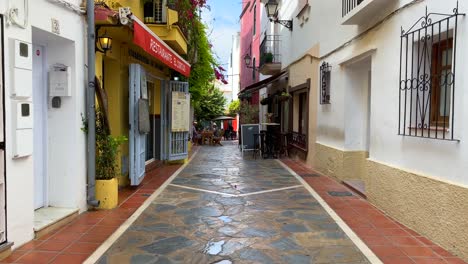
[
  {"left": 94, "top": 144, "right": 370, "bottom": 263},
  {"left": 1, "top": 0, "right": 468, "bottom": 263}
]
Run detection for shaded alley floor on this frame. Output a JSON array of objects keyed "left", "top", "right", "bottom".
[{"left": 96, "top": 145, "right": 371, "bottom": 264}]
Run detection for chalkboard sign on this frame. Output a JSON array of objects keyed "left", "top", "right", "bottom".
[{"left": 241, "top": 124, "right": 260, "bottom": 152}]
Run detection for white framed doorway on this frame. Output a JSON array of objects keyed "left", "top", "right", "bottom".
[
  {"left": 0, "top": 14, "right": 7, "bottom": 244},
  {"left": 32, "top": 45, "right": 48, "bottom": 209}
]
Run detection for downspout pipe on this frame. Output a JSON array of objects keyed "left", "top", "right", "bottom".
[{"left": 86, "top": 0, "right": 99, "bottom": 207}]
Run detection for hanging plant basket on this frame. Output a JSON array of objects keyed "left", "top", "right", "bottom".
[
  {"left": 260, "top": 97, "right": 271, "bottom": 105},
  {"left": 279, "top": 93, "right": 291, "bottom": 102}
]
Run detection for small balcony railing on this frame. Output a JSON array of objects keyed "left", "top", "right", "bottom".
[
  {"left": 288, "top": 132, "right": 307, "bottom": 152},
  {"left": 260, "top": 35, "right": 281, "bottom": 67},
  {"left": 342, "top": 0, "right": 365, "bottom": 17},
  {"left": 144, "top": 2, "right": 176, "bottom": 24}
]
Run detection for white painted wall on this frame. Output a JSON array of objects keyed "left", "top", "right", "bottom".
[
  {"left": 229, "top": 32, "right": 241, "bottom": 100},
  {"left": 312, "top": 0, "right": 468, "bottom": 187},
  {"left": 263, "top": 0, "right": 468, "bottom": 186},
  {"left": 1, "top": 0, "right": 87, "bottom": 248}
]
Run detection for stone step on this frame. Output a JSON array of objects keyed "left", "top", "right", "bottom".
[{"left": 342, "top": 179, "right": 366, "bottom": 199}]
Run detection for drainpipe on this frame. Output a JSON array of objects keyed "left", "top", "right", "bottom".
[{"left": 86, "top": 0, "right": 99, "bottom": 207}]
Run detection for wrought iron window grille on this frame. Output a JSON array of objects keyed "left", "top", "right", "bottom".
[
  {"left": 398, "top": 2, "right": 465, "bottom": 141},
  {"left": 320, "top": 62, "right": 331, "bottom": 105}
]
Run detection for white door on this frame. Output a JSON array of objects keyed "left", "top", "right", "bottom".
[
  {"left": 129, "top": 64, "right": 146, "bottom": 186},
  {"left": 33, "top": 45, "right": 47, "bottom": 209}
]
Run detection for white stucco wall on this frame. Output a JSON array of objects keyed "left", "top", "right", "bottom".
[
  {"left": 1, "top": 0, "right": 87, "bottom": 248},
  {"left": 313, "top": 0, "right": 468, "bottom": 187},
  {"left": 229, "top": 32, "right": 241, "bottom": 100}
]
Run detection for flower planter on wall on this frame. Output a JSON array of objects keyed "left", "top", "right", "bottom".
[{"left": 96, "top": 178, "right": 118, "bottom": 210}]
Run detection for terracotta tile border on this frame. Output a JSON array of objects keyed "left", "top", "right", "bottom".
[
  {"left": 281, "top": 158, "right": 467, "bottom": 264},
  {"left": 0, "top": 146, "right": 199, "bottom": 264}
]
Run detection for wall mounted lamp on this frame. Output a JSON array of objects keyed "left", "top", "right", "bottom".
[
  {"left": 96, "top": 32, "right": 113, "bottom": 54},
  {"left": 265, "top": 0, "right": 293, "bottom": 31},
  {"left": 243, "top": 53, "right": 258, "bottom": 70}
]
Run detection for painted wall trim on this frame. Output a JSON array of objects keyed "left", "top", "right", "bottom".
[
  {"left": 337, "top": 48, "right": 376, "bottom": 66},
  {"left": 367, "top": 158, "right": 468, "bottom": 190}
]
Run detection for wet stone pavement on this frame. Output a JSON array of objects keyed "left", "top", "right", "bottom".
[{"left": 98, "top": 144, "right": 370, "bottom": 264}]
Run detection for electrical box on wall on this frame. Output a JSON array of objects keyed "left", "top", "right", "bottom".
[
  {"left": 11, "top": 101, "right": 33, "bottom": 158},
  {"left": 10, "top": 39, "right": 33, "bottom": 98},
  {"left": 49, "top": 66, "right": 71, "bottom": 97}
]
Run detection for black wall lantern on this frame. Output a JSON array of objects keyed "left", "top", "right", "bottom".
[
  {"left": 244, "top": 53, "right": 252, "bottom": 68},
  {"left": 265, "top": 0, "right": 293, "bottom": 31},
  {"left": 96, "top": 32, "right": 113, "bottom": 54}
]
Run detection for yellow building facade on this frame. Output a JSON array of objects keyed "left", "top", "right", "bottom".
[{"left": 95, "top": 0, "right": 190, "bottom": 186}]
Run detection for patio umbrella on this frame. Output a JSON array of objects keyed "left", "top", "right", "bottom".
[{"left": 212, "top": 116, "right": 235, "bottom": 121}]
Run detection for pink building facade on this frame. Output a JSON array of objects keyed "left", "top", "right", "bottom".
[{"left": 239, "top": 0, "right": 262, "bottom": 105}]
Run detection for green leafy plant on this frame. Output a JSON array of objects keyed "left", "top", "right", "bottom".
[
  {"left": 260, "top": 97, "right": 270, "bottom": 105},
  {"left": 279, "top": 91, "right": 292, "bottom": 101},
  {"left": 227, "top": 99, "right": 240, "bottom": 116},
  {"left": 239, "top": 102, "right": 259, "bottom": 124},
  {"left": 264, "top": 52, "right": 274, "bottom": 63},
  {"left": 81, "top": 109, "right": 127, "bottom": 180}
]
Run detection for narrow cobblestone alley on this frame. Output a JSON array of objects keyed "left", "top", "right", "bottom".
[{"left": 93, "top": 144, "right": 372, "bottom": 264}]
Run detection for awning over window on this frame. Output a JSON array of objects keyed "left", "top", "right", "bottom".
[
  {"left": 239, "top": 71, "right": 287, "bottom": 96},
  {"left": 131, "top": 16, "right": 191, "bottom": 77}
]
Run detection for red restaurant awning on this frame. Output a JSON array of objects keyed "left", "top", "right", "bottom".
[{"left": 131, "top": 15, "right": 191, "bottom": 77}]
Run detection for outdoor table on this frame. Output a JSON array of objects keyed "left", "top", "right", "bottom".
[{"left": 201, "top": 131, "right": 214, "bottom": 145}]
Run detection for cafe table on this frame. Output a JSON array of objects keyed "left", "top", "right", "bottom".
[{"left": 201, "top": 131, "right": 214, "bottom": 145}]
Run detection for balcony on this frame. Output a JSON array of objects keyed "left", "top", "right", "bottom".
[
  {"left": 342, "top": 0, "right": 395, "bottom": 25},
  {"left": 143, "top": 2, "right": 188, "bottom": 55},
  {"left": 259, "top": 35, "right": 281, "bottom": 76}
]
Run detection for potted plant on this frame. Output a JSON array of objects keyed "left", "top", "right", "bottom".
[
  {"left": 279, "top": 91, "right": 292, "bottom": 102},
  {"left": 265, "top": 113, "right": 274, "bottom": 123},
  {"left": 82, "top": 109, "right": 127, "bottom": 209},
  {"left": 260, "top": 97, "right": 270, "bottom": 105},
  {"left": 264, "top": 52, "right": 274, "bottom": 63}
]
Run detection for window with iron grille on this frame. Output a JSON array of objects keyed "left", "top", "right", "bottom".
[
  {"left": 144, "top": 0, "right": 166, "bottom": 24},
  {"left": 398, "top": 4, "right": 464, "bottom": 141},
  {"left": 320, "top": 62, "right": 331, "bottom": 104}
]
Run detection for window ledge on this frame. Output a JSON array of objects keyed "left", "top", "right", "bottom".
[{"left": 408, "top": 126, "right": 449, "bottom": 132}]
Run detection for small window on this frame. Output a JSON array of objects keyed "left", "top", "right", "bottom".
[
  {"left": 430, "top": 38, "right": 453, "bottom": 127},
  {"left": 253, "top": 5, "right": 257, "bottom": 36},
  {"left": 320, "top": 62, "right": 331, "bottom": 104},
  {"left": 252, "top": 57, "right": 256, "bottom": 80},
  {"left": 20, "top": 42, "right": 28, "bottom": 57},
  {"left": 298, "top": 93, "right": 307, "bottom": 134}
]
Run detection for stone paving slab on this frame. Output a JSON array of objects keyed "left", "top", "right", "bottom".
[{"left": 98, "top": 145, "right": 369, "bottom": 264}]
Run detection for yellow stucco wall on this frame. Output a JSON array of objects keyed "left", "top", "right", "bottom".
[
  {"left": 102, "top": 0, "right": 187, "bottom": 54},
  {"left": 153, "top": 80, "right": 161, "bottom": 115},
  {"left": 287, "top": 44, "right": 320, "bottom": 166},
  {"left": 96, "top": 37, "right": 167, "bottom": 186},
  {"left": 314, "top": 143, "right": 368, "bottom": 183},
  {"left": 367, "top": 160, "right": 468, "bottom": 261}
]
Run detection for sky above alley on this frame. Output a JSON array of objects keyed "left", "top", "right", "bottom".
[{"left": 202, "top": 1, "right": 242, "bottom": 71}]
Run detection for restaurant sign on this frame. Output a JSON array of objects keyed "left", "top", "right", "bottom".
[{"left": 132, "top": 17, "right": 191, "bottom": 77}]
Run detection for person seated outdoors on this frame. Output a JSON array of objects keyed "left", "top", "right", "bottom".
[
  {"left": 192, "top": 121, "right": 202, "bottom": 145},
  {"left": 212, "top": 124, "right": 224, "bottom": 146}
]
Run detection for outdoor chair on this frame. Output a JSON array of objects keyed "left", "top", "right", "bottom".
[{"left": 212, "top": 130, "right": 224, "bottom": 146}]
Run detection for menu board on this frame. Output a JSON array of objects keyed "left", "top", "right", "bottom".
[{"left": 171, "top": 91, "right": 190, "bottom": 132}]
